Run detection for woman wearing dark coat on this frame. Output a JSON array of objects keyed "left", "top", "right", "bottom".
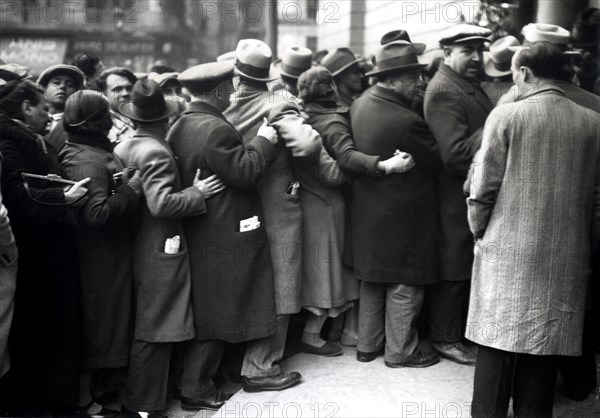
[
  {"left": 296, "top": 67, "right": 416, "bottom": 355},
  {"left": 0, "top": 80, "right": 89, "bottom": 415},
  {"left": 60, "top": 90, "right": 140, "bottom": 410}
]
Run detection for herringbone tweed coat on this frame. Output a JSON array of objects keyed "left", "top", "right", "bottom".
[{"left": 467, "top": 88, "right": 600, "bottom": 355}]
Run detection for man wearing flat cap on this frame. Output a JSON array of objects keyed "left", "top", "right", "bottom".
[
  {"left": 37, "top": 64, "right": 85, "bottom": 152},
  {"left": 168, "top": 61, "right": 281, "bottom": 411},
  {"left": 350, "top": 40, "right": 443, "bottom": 368},
  {"left": 223, "top": 38, "right": 322, "bottom": 393},
  {"left": 423, "top": 24, "right": 493, "bottom": 366}
]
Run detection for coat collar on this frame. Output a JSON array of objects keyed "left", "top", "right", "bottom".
[
  {"left": 184, "top": 101, "right": 226, "bottom": 120},
  {"left": 370, "top": 84, "right": 414, "bottom": 110},
  {"left": 67, "top": 131, "right": 114, "bottom": 152},
  {"left": 517, "top": 86, "right": 565, "bottom": 102},
  {"left": 438, "top": 63, "right": 494, "bottom": 113},
  {"left": 303, "top": 102, "right": 349, "bottom": 116}
]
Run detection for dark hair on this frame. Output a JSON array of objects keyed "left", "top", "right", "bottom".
[
  {"left": 97, "top": 67, "right": 137, "bottom": 92},
  {"left": 0, "top": 79, "right": 44, "bottom": 120},
  {"left": 514, "top": 41, "right": 567, "bottom": 79},
  {"left": 149, "top": 65, "right": 176, "bottom": 74},
  {"left": 70, "top": 52, "right": 102, "bottom": 77}
]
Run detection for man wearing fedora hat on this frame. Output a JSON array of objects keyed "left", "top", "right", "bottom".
[
  {"left": 482, "top": 35, "right": 520, "bottom": 106},
  {"left": 114, "top": 79, "right": 226, "bottom": 417},
  {"left": 321, "top": 48, "right": 366, "bottom": 107},
  {"left": 423, "top": 24, "right": 493, "bottom": 366},
  {"left": 224, "top": 39, "right": 323, "bottom": 392},
  {"left": 350, "top": 40, "right": 443, "bottom": 368},
  {"left": 37, "top": 64, "right": 85, "bottom": 152},
  {"left": 168, "top": 61, "right": 284, "bottom": 409}
]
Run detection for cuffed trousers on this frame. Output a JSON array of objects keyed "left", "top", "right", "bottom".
[
  {"left": 241, "top": 315, "right": 289, "bottom": 378},
  {"left": 357, "top": 282, "right": 424, "bottom": 363}
]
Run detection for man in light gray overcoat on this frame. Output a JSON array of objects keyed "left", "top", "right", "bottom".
[{"left": 467, "top": 42, "right": 600, "bottom": 418}]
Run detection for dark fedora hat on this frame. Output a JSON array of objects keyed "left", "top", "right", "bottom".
[
  {"left": 570, "top": 7, "right": 600, "bottom": 48},
  {"left": 366, "top": 41, "right": 426, "bottom": 77},
  {"left": 380, "top": 30, "right": 426, "bottom": 55},
  {"left": 320, "top": 48, "right": 361, "bottom": 77},
  {"left": 280, "top": 47, "right": 313, "bottom": 80},
  {"left": 118, "top": 79, "right": 178, "bottom": 122}
]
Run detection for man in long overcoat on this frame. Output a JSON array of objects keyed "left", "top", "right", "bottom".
[
  {"left": 467, "top": 42, "right": 600, "bottom": 418},
  {"left": 114, "top": 80, "right": 224, "bottom": 416},
  {"left": 169, "top": 61, "right": 280, "bottom": 409},
  {"left": 423, "top": 24, "right": 493, "bottom": 364},
  {"left": 351, "top": 41, "right": 443, "bottom": 368},
  {"left": 223, "top": 39, "right": 321, "bottom": 392}
]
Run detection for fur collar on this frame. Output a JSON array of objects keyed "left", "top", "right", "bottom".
[{"left": 0, "top": 114, "right": 62, "bottom": 175}]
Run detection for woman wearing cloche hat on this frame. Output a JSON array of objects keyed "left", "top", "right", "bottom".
[{"left": 61, "top": 90, "right": 141, "bottom": 416}]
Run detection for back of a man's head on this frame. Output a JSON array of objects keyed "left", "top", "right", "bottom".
[{"left": 514, "top": 42, "right": 566, "bottom": 80}]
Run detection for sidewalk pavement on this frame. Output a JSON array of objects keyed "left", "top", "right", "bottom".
[{"left": 165, "top": 345, "right": 599, "bottom": 418}]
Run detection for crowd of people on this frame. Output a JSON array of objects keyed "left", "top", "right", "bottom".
[{"left": 0, "top": 7, "right": 599, "bottom": 418}]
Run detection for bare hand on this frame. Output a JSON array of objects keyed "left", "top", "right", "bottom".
[
  {"left": 64, "top": 177, "right": 90, "bottom": 206},
  {"left": 193, "top": 169, "right": 226, "bottom": 199},
  {"left": 380, "top": 151, "right": 416, "bottom": 174},
  {"left": 257, "top": 117, "right": 278, "bottom": 145}
]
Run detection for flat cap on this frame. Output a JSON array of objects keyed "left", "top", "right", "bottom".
[
  {"left": 178, "top": 62, "right": 234, "bottom": 94},
  {"left": 37, "top": 64, "right": 85, "bottom": 88},
  {"left": 439, "top": 24, "right": 492, "bottom": 46}
]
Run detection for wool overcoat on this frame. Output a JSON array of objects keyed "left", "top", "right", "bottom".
[
  {"left": 467, "top": 88, "right": 600, "bottom": 355},
  {"left": 424, "top": 63, "right": 493, "bottom": 282},
  {"left": 350, "top": 86, "right": 442, "bottom": 284},
  {"left": 60, "top": 132, "right": 138, "bottom": 369},
  {"left": 223, "top": 81, "right": 322, "bottom": 314},
  {"left": 168, "top": 102, "right": 278, "bottom": 342},
  {"left": 298, "top": 103, "right": 358, "bottom": 309},
  {"left": 114, "top": 128, "right": 206, "bottom": 343},
  {"left": 0, "top": 155, "right": 17, "bottom": 379},
  {"left": 0, "top": 115, "right": 81, "bottom": 405}
]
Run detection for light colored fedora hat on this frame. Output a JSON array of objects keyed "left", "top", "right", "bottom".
[
  {"left": 280, "top": 47, "right": 313, "bottom": 80},
  {"left": 484, "top": 35, "right": 520, "bottom": 77},
  {"left": 522, "top": 23, "right": 570, "bottom": 45},
  {"left": 233, "top": 39, "right": 279, "bottom": 82},
  {"left": 366, "top": 41, "right": 426, "bottom": 77}
]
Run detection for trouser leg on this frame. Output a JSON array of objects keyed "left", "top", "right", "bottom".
[
  {"left": 356, "top": 282, "right": 385, "bottom": 353},
  {"left": 471, "top": 345, "right": 514, "bottom": 418},
  {"left": 241, "top": 315, "right": 289, "bottom": 378},
  {"left": 180, "top": 339, "right": 225, "bottom": 399},
  {"left": 429, "top": 280, "right": 470, "bottom": 343},
  {"left": 513, "top": 353, "right": 558, "bottom": 418},
  {"left": 122, "top": 339, "right": 172, "bottom": 412},
  {"left": 384, "top": 284, "right": 424, "bottom": 363}
]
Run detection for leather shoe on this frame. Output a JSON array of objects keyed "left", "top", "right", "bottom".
[
  {"left": 356, "top": 347, "right": 384, "bottom": 363},
  {"left": 300, "top": 341, "right": 343, "bottom": 357},
  {"left": 385, "top": 350, "right": 440, "bottom": 368},
  {"left": 432, "top": 341, "right": 476, "bottom": 365},
  {"left": 242, "top": 371, "right": 302, "bottom": 392},
  {"left": 180, "top": 393, "right": 230, "bottom": 411}
]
